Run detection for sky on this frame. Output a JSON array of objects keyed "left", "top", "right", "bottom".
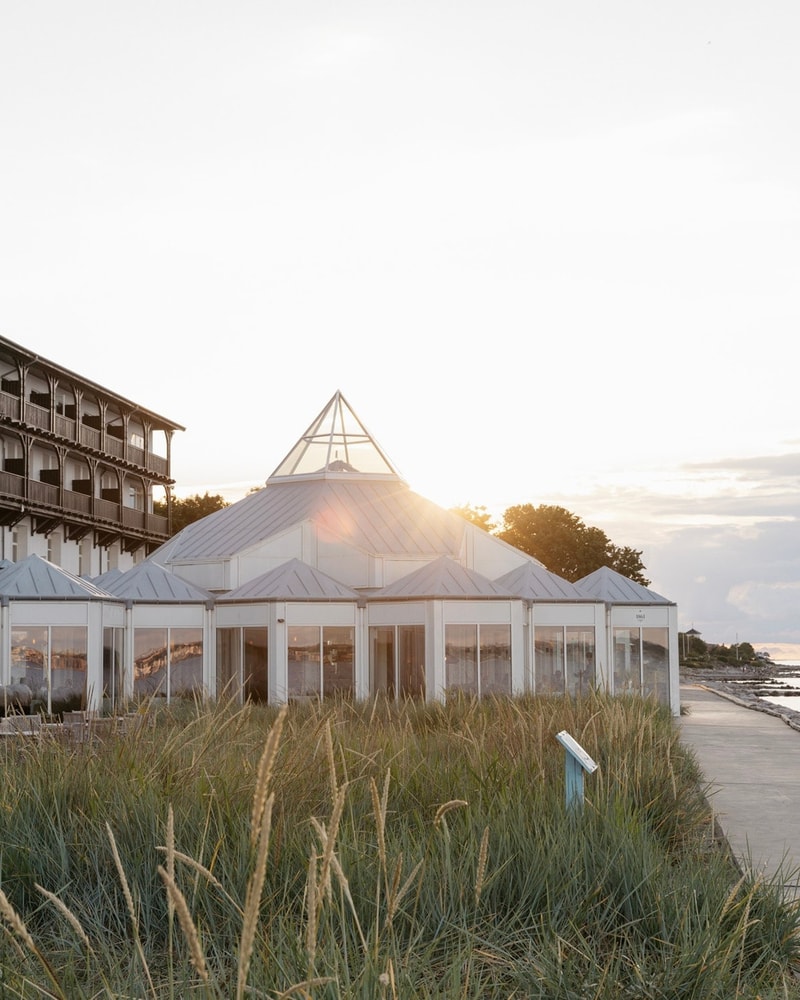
[{"left": 1, "top": 2, "right": 799, "bottom": 656}]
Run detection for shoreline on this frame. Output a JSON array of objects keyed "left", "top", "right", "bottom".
[{"left": 681, "top": 666, "right": 800, "bottom": 733}]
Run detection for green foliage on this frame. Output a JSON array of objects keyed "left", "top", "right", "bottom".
[
  {"left": 449, "top": 504, "right": 497, "bottom": 533},
  {"left": 0, "top": 695, "right": 798, "bottom": 997},
  {"left": 153, "top": 491, "right": 230, "bottom": 535},
  {"left": 497, "top": 503, "right": 651, "bottom": 585}
]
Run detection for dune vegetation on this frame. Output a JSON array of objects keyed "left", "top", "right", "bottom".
[{"left": 0, "top": 693, "right": 799, "bottom": 998}]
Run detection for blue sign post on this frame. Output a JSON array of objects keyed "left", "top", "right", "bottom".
[{"left": 555, "top": 731, "right": 598, "bottom": 812}]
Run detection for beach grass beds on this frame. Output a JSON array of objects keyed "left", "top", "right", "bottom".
[{"left": 0, "top": 692, "right": 799, "bottom": 998}]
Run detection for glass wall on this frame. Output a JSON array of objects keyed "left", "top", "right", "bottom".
[
  {"left": 613, "top": 628, "right": 642, "bottom": 695},
  {"left": 445, "top": 624, "right": 511, "bottom": 697},
  {"left": 643, "top": 628, "right": 669, "bottom": 701},
  {"left": 614, "top": 627, "right": 670, "bottom": 703},
  {"left": 535, "top": 626, "right": 596, "bottom": 696},
  {"left": 11, "top": 625, "right": 88, "bottom": 713},
  {"left": 370, "top": 625, "right": 426, "bottom": 698},
  {"left": 288, "top": 626, "right": 354, "bottom": 699},
  {"left": 134, "top": 626, "right": 203, "bottom": 702},
  {"left": 103, "top": 627, "right": 124, "bottom": 710},
  {"left": 215, "top": 627, "right": 268, "bottom": 702}
]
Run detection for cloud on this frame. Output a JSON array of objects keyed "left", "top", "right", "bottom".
[{"left": 686, "top": 452, "right": 800, "bottom": 480}]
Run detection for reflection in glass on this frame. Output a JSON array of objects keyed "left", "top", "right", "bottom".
[
  {"left": 288, "top": 626, "right": 354, "bottom": 698},
  {"left": 322, "top": 627, "right": 354, "bottom": 696},
  {"left": 643, "top": 628, "right": 669, "bottom": 703},
  {"left": 480, "top": 624, "right": 511, "bottom": 695},
  {"left": 103, "top": 627, "right": 124, "bottom": 709},
  {"left": 614, "top": 628, "right": 642, "bottom": 694},
  {"left": 170, "top": 628, "right": 204, "bottom": 698},
  {"left": 536, "top": 626, "right": 596, "bottom": 697},
  {"left": 535, "top": 626, "right": 565, "bottom": 694},
  {"left": 244, "top": 628, "right": 268, "bottom": 702},
  {"left": 134, "top": 626, "right": 204, "bottom": 702},
  {"left": 11, "top": 626, "right": 88, "bottom": 711},
  {"left": 446, "top": 624, "right": 478, "bottom": 694},
  {"left": 370, "top": 625, "right": 426, "bottom": 699},
  {"left": 288, "top": 626, "right": 320, "bottom": 698},
  {"left": 566, "top": 628, "right": 595, "bottom": 697},
  {"left": 11, "top": 626, "right": 48, "bottom": 693},
  {"left": 134, "top": 627, "right": 168, "bottom": 698},
  {"left": 216, "top": 628, "right": 240, "bottom": 699},
  {"left": 51, "top": 626, "right": 88, "bottom": 706}
]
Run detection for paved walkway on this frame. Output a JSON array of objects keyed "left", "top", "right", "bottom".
[{"left": 679, "top": 683, "right": 800, "bottom": 894}]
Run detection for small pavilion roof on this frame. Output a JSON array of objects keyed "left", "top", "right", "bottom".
[
  {"left": 575, "top": 566, "right": 673, "bottom": 605},
  {"left": 0, "top": 554, "right": 115, "bottom": 600},
  {"left": 217, "top": 558, "right": 360, "bottom": 602},
  {"left": 376, "top": 556, "right": 515, "bottom": 600},
  {"left": 496, "top": 561, "right": 595, "bottom": 602},
  {"left": 99, "top": 561, "right": 213, "bottom": 603}
]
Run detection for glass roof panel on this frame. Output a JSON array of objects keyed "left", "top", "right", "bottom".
[{"left": 269, "top": 391, "right": 401, "bottom": 479}]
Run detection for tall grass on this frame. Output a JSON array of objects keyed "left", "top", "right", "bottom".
[{"left": 0, "top": 691, "right": 798, "bottom": 997}]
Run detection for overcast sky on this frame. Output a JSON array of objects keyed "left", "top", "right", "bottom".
[{"left": 2, "top": 2, "right": 799, "bottom": 656}]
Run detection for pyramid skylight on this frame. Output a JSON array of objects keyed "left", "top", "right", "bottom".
[{"left": 269, "top": 391, "right": 402, "bottom": 481}]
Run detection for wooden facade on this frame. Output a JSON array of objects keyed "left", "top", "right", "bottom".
[{"left": 0, "top": 336, "right": 183, "bottom": 570}]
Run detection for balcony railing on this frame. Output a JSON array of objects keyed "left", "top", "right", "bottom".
[
  {"left": 1, "top": 400, "right": 172, "bottom": 483},
  {"left": 24, "top": 402, "right": 51, "bottom": 432},
  {"left": 94, "top": 497, "right": 120, "bottom": 522},
  {"left": 0, "top": 391, "right": 21, "bottom": 421},
  {"left": 0, "top": 470, "right": 24, "bottom": 497},
  {"left": 62, "top": 489, "right": 91, "bottom": 515},
  {"left": 122, "top": 506, "right": 145, "bottom": 530},
  {"left": 29, "top": 480, "right": 58, "bottom": 505}
]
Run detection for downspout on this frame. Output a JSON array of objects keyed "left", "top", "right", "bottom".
[
  {"left": 205, "top": 599, "right": 216, "bottom": 699},
  {"left": 0, "top": 595, "right": 8, "bottom": 703},
  {"left": 123, "top": 600, "right": 134, "bottom": 701}
]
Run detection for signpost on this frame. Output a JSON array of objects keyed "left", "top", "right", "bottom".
[{"left": 555, "top": 730, "right": 598, "bottom": 812}]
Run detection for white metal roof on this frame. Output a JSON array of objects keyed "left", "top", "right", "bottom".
[
  {"left": 376, "top": 556, "right": 515, "bottom": 600},
  {"left": 154, "top": 478, "right": 465, "bottom": 564},
  {"left": 575, "top": 566, "right": 673, "bottom": 605},
  {"left": 217, "top": 558, "right": 360, "bottom": 602},
  {"left": 0, "top": 554, "right": 115, "bottom": 600},
  {"left": 495, "top": 561, "right": 595, "bottom": 602},
  {"left": 100, "top": 561, "right": 213, "bottom": 603}
]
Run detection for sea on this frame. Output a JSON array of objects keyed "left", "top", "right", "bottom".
[{"left": 734, "top": 660, "right": 800, "bottom": 712}]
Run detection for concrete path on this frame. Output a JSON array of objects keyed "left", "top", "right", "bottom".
[{"left": 679, "top": 683, "right": 800, "bottom": 894}]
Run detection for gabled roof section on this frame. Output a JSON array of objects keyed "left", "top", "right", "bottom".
[
  {"left": 496, "top": 561, "right": 594, "bottom": 602},
  {"left": 0, "top": 555, "right": 115, "bottom": 600},
  {"left": 575, "top": 566, "right": 673, "bottom": 605},
  {"left": 217, "top": 559, "right": 360, "bottom": 602},
  {"left": 100, "top": 562, "right": 213, "bottom": 603},
  {"left": 376, "top": 556, "right": 515, "bottom": 600},
  {"left": 269, "top": 391, "right": 402, "bottom": 482}
]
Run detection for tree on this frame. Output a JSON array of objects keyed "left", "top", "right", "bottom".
[
  {"left": 154, "top": 492, "right": 230, "bottom": 535},
  {"left": 450, "top": 504, "right": 497, "bottom": 533},
  {"left": 497, "top": 503, "right": 650, "bottom": 585}
]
